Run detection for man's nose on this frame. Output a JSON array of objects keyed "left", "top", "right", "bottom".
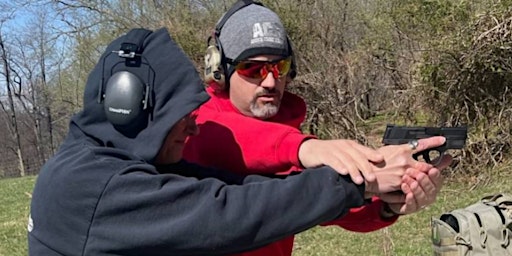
[{"left": 260, "top": 68, "right": 277, "bottom": 89}]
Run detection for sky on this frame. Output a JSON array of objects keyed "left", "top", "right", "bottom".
[
  {"left": 1, "top": 0, "right": 32, "bottom": 29},
  {"left": 0, "top": 1, "right": 70, "bottom": 96}
]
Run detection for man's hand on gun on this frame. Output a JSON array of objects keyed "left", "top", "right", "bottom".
[
  {"left": 370, "top": 136, "right": 453, "bottom": 215},
  {"left": 374, "top": 124, "right": 467, "bottom": 215},
  {"left": 299, "top": 124, "right": 467, "bottom": 216},
  {"left": 365, "top": 136, "right": 448, "bottom": 194}
]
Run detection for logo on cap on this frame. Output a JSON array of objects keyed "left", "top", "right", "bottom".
[{"left": 251, "top": 22, "right": 284, "bottom": 45}]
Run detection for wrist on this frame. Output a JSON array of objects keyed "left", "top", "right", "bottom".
[{"left": 297, "top": 138, "right": 316, "bottom": 168}]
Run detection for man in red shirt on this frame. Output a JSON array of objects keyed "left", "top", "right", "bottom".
[{"left": 184, "top": 1, "right": 451, "bottom": 255}]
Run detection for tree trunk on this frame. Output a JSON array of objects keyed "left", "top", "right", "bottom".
[
  {"left": 16, "top": 147, "right": 26, "bottom": 177},
  {"left": 39, "top": 31, "right": 55, "bottom": 156},
  {"left": 0, "top": 33, "right": 26, "bottom": 177}
]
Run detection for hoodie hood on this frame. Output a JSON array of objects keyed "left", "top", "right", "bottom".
[{"left": 70, "top": 27, "right": 210, "bottom": 163}]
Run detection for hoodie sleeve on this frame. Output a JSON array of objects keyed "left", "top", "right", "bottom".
[
  {"left": 85, "top": 164, "right": 366, "bottom": 256},
  {"left": 321, "top": 196, "right": 398, "bottom": 232},
  {"left": 184, "top": 108, "right": 313, "bottom": 175}
]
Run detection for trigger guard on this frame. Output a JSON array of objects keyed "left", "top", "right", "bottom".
[
  {"left": 423, "top": 151, "right": 431, "bottom": 163},
  {"left": 412, "top": 151, "right": 433, "bottom": 163},
  {"left": 418, "top": 150, "right": 445, "bottom": 166}
]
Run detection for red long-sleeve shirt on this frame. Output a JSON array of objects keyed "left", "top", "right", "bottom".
[{"left": 183, "top": 86, "right": 397, "bottom": 256}]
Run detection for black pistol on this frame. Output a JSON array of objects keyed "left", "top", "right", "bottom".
[{"left": 382, "top": 124, "right": 468, "bottom": 164}]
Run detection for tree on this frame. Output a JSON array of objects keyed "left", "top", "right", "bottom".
[{"left": 0, "top": 24, "right": 26, "bottom": 177}]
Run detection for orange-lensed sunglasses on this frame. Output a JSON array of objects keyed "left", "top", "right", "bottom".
[{"left": 230, "top": 57, "right": 292, "bottom": 80}]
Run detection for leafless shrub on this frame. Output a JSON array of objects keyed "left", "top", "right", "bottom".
[{"left": 418, "top": 10, "right": 512, "bottom": 174}]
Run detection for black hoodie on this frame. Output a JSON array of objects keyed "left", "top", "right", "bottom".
[{"left": 28, "top": 28, "right": 367, "bottom": 256}]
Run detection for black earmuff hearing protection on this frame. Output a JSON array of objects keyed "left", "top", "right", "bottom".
[
  {"left": 97, "top": 28, "right": 155, "bottom": 137},
  {"left": 204, "top": 0, "right": 297, "bottom": 90}
]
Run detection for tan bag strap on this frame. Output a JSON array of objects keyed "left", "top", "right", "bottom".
[
  {"left": 480, "top": 193, "right": 512, "bottom": 249},
  {"left": 481, "top": 193, "right": 512, "bottom": 207}
]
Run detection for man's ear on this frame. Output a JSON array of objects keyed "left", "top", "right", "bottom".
[{"left": 286, "top": 74, "right": 293, "bottom": 84}]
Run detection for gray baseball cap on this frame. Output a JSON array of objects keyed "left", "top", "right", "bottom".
[{"left": 218, "top": 4, "right": 290, "bottom": 79}]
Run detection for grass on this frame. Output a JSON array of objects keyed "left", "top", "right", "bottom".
[
  {"left": 0, "top": 176, "right": 36, "bottom": 256},
  {"left": 293, "top": 168, "right": 512, "bottom": 256},
  {"left": 1, "top": 170, "right": 511, "bottom": 256}
]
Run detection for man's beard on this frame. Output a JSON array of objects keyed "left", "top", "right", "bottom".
[
  {"left": 250, "top": 102, "right": 279, "bottom": 119},
  {"left": 249, "top": 90, "right": 281, "bottom": 119}
]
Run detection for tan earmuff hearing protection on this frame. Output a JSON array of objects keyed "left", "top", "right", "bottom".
[{"left": 204, "top": 44, "right": 225, "bottom": 86}]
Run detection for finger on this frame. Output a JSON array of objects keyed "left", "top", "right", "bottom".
[
  {"left": 401, "top": 180, "right": 409, "bottom": 192},
  {"left": 427, "top": 168, "right": 444, "bottom": 193},
  {"left": 351, "top": 159, "right": 375, "bottom": 183},
  {"left": 410, "top": 136, "right": 446, "bottom": 155},
  {"left": 427, "top": 168, "right": 441, "bottom": 185},
  {"left": 349, "top": 169, "right": 364, "bottom": 185},
  {"left": 332, "top": 145, "right": 378, "bottom": 184},
  {"left": 415, "top": 172, "right": 436, "bottom": 203},
  {"left": 401, "top": 174, "right": 414, "bottom": 194},
  {"left": 410, "top": 161, "right": 433, "bottom": 173},
  {"left": 344, "top": 142, "right": 378, "bottom": 182},
  {"left": 399, "top": 183, "right": 417, "bottom": 214},
  {"left": 328, "top": 162, "right": 349, "bottom": 176},
  {"left": 327, "top": 153, "right": 364, "bottom": 184},
  {"left": 406, "top": 167, "right": 433, "bottom": 180},
  {"left": 408, "top": 177, "right": 430, "bottom": 210},
  {"left": 395, "top": 184, "right": 412, "bottom": 214},
  {"left": 405, "top": 167, "right": 425, "bottom": 178},
  {"left": 357, "top": 167, "right": 376, "bottom": 183}
]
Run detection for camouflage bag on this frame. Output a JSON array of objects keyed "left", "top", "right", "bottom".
[{"left": 431, "top": 193, "right": 512, "bottom": 256}]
